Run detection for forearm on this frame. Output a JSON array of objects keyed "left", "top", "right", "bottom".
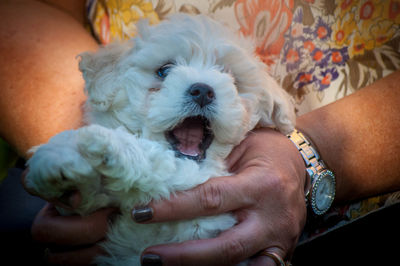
[
  {"left": 296, "top": 70, "right": 400, "bottom": 203},
  {"left": 0, "top": 0, "right": 97, "bottom": 158}
]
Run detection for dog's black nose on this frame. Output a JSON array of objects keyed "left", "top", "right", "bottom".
[{"left": 188, "top": 83, "right": 215, "bottom": 108}]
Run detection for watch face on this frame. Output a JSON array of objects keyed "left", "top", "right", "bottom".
[{"left": 311, "top": 170, "right": 336, "bottom": 215}]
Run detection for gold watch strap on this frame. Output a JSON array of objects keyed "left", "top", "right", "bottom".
[
  {"left": 287, "top": 129, "right": 336, "bottom": 215},
  {"left": 287, "top": 129, "right": 327, "bottom": 204},
  {"left": 287, "top": 129, "right": 326, "bottom": 179}
]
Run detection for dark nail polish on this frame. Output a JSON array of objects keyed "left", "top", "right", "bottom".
[
  {"left": 132, "top": 206, "right": 154, "bottom": 222},
  {"left": 141, "top": 254, "right": 162, "bottom": 266}
]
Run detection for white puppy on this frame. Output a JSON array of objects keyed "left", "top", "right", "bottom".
[{"left": 25, "top": 14, "right": 295, "bottom": 265}]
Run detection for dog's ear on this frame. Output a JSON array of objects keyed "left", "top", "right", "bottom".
[
  {"left": 78, "top": 42, "right": 132, "bottom": 111},
  {"left": 257, "top": 74, "right": 296, "bottom": 134},
  {"left": 215, "top": 39, "right": 295, "bottom": 134}
]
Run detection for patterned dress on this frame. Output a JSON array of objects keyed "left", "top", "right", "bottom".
[{"left": 68, "top": 0, "right": 400, "bottom": 242}]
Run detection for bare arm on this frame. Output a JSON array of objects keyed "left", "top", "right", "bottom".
[
  {"left": 1, "top": 2, "right": 112, "bottom": 264},
  {"left": 0, "top": 0, "right": 98, "bottom": 158},
  {"left": 297, "top": 70, "right": 400, "bottom": 202}
]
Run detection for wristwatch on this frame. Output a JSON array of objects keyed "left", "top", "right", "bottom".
[{"left": 287, "top": 129, "right": 336, "bottom": 215}]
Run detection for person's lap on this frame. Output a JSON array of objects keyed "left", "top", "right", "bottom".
[{"left": 292, "top": 202, "right": 400, "bottom": 265}]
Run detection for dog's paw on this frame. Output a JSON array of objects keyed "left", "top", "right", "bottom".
[
  {"left": 77, "top": 125, "right": 124, "bottom": 176},
  {"left": 25, "top": 131, "right": 96, "bottom": 201}
]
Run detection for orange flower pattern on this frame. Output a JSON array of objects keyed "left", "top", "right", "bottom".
[
  {"left": 276, "top": 0, "right": 400, "bottom": 104},
  {"left": 234, "top": 0, "right": 294, "bottom": 66}
]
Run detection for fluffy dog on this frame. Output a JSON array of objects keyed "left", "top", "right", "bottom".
[{"left": 25, "top": 14, "right": 295, "bottom": 265}]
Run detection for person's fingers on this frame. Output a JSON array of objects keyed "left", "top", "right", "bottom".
[
  {"left": 32, "top": 203, "right": 118, "bottom": 246},
  {"left": 141, "top": 214, "right": 279, "bottom": 266},
  {"left": 45, "top": 244, "right": 105, "bottom": 265},
  {"left": 132, "top": 170, "right": 257, "bottom": 223}
]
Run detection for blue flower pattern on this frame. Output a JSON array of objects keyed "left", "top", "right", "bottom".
[{"left": 281, "top": 7, "right": 348, "bottom": 92}]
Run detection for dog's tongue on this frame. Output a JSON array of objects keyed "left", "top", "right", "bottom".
[{"left": 172, "top": 117, "right": 204, "bottom": 157}]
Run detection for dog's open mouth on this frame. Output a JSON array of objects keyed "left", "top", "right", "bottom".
[{"left": 166, "top": 116, "right": 213, "bottom": 161}]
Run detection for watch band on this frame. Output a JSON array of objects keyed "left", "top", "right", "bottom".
[
  {"left": 287, "top": 129, "right": 326, "bottom": 203},
  {"left": 287, "top": 129, "right": 336, "bottom": 215},
  {"left": 287, "top": 129, "right": 325, "bottom": 178}
]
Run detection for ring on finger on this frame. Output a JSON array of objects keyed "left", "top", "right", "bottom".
[{"left": 259, "top": 250, "right": 292, "bottom": 266}]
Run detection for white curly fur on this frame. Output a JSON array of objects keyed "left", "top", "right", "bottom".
[{"left": 25, "top": 14, "right": 295, "bottom": 265}]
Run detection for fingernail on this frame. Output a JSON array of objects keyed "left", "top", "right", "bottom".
[
  {"left": 132, "top": 206, "right": 154, "bottom": 223},
  {"left": 141, "top": 254, "right": 162, "bottom": 266}
]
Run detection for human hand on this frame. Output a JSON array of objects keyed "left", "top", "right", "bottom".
[
  {"left": 33, "top": 203, "right": 118, "bottom": 265},
  {"left": 132, "top": 128, "right": 307, "bottom": 266},
  {"left": 21, "top": 171, "right": 118, "bottom": 265}
]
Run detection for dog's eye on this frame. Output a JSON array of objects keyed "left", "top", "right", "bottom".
[{"left": 156, "top": 63, "right": 173, "bottom": 79}]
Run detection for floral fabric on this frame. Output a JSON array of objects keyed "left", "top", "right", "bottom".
[
  {"left": 86, "top": 0, "right": 400, "bottom": 242},
  {"left": 87, "top": 0, "right": 400, "bottom": 112}
]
